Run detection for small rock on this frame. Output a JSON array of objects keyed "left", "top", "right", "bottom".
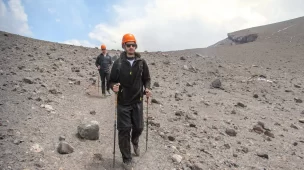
[
  {"left": 59, "top": 136, "right": 66, "bottom": 141},
  {"left": 192, "top": 162, "right": 206, "bottom": 170},
  {"left": 259, "top": 75, "right": 267, "bottom": 78},
  {"left": 236, "top": 102, "right": 246, "bottom": 108},
  {"left": 301, "top": 110, "right": 304, "bottom": 115},
  {"left": 159, "top": 132, "right": 166, "bottom": 138},
  {"left": 290, "top": 124, "right": 298, "bottom": 129},
  {"left": 186, "top": 114, "right": 196, "bottom": 120},
  {"left": 46, "top": 52, "right": 51, "bottom": 56},
  {"left": 180, "top": 56, "right": 186, "bottom": 60},
  {"left": 175, "top": 111, "right": 184, "bottom": 116},
  {"left": 163, "top": 61, "right": 170, "bottom": 65},
  {"left": 257, "top": 121, "right": 266, "bottom": 129},
  {"left": 90, "top": 110, "right": 96, "bottom": 115},
  {"left": 253, "top": 94, "right": 259, "bottom": 98},
  {"left": 189, "top": 123, "right": 196, "bottom": 128},
  {"left": 57, "top": 141, "right": 74, "bottom": 154},
  {"left": 44, "top": 105, "right": 54, "bottom": 112},
  {"left": 153, "top": 82, "right": 160, "bottom": 87},
  {"left": 257, "top": 153, "right": 269, "bottom": 159},
  {"left": 151, "top": 98, "right": 161, "bottom": 104},
  {"left": 293, "top": 142, "right": 298, "bottom": 146},
  {"left": 211, "top": 79, "right": 221, "bottom": 88},
  {"left": 264, "top": 131, "right": 274, "bottom": 138},
  {"left": 224, "top": 144, "right": 230, "bottom": 149},
  {"left": 13, "top": 139, "right": 21, "bottom": 145},
  {"left": 183, "top": 65, "right": 189, "bottom": 70},
  {"left": 294, "top": 84, "right": 301, "bottom": 88},
  {"left": 294, "top": 98, "right": 303, "bottom": 103},
  {"left": 149, "top": 120, "right": 160, "bottom": 127},
  {"left": 233, "top": 153, "right": 238, "bottom": 157},
  {"left": 225, "top": 129, "right": 237, "bottom": 136},
  {"left": 274, "top": 122, "right": 281, "bottom": 126},
  {"left": 31, "top": 143, "right": 43, "bottom": 153},
  {"left": 241, "top": 147, "right": 249, "bottom": 153},
  {"left": 75, "top": 81, "right": 81, "bottom": 85},
  {"left": 186, "top": 82, "right": 193, "bottom": 87},
  {"left": 175, "top": 92, "right": 183, "bottom": 101},
  {"left": 253, "top": 125, "right": 264, "bottom": 134},
  {"left": 172, "top": 154, "right": 182, "bottom": 163},
  {"left": 77, "top": 121, "right": 100, "bottom": 140},
  {"left": 196, "top": 53, "right": 202, "bottom": 57},
  {"left": 168, "top": 136, "right": 175, "bottom": 141},
  {"left": 93, "top": 153, "right": 103, "bottom": 161},
  {"left": 23, "top": 77, "right": 34, "bottom": 84},
  {"left": 71, "top": 67, "right": 80, "bottom": 72},
  {"left": 49, "top": 89, "right": 60, "bottom": 94},
  {"left": 18, "top": 65, "right": 25, "bottom": 70},
  {"left": 214, "top": 136, "right": 221, "bottom": 141},
  {"left": 299, "top": 119, "right": 304, "bottom": 123},
  {"left": 231, "top": 110, "right": 236, "bottom": 114},
  {"left": 34, "top": 162, "right": 44, "bottom": 168}
]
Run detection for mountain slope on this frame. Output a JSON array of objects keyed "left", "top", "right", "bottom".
[{"left": 1, "top": 16, "right": 304, "bottom": 170}]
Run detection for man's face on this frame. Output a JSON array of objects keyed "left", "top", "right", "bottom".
[
  {"left": 125, "top": 42, "right": 137, "bottom": 54},
  {"left": 102, "top": 49, "right": 107, "bottom": 54}
]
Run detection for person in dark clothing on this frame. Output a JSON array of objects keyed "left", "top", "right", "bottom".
[
  {"left": 109, "top": 33, "right": 152, "bottom": 170},
  {"left": 95, "top": 44, "right": 113, "bottom": 97}
]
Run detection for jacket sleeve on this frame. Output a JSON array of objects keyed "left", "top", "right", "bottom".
[
  {"left": 109, "top": 59, "right": 120, "bottom": 90},
  {"left": 142, "top": 59, "right": 151, "bottom": 90},
  {"left": 95, "top": 55, "right": 100, "bottom": 67}
]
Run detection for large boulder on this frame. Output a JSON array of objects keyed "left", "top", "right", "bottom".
[
  {"left": 77, "top": 121, "right": 100, "bottom": 140},
  {"left": 228, "top": 32, "right": 258, "bottom": 44}
]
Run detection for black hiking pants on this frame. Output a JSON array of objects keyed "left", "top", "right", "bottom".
[
  {"left": 99, "top": 71, "right": 110, "bottom": 94},
  {"left": 117, "top": 102, "right": 144, "bottom": 163}
]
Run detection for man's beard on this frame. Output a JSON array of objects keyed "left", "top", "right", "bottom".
[{"left": 127, "top": 50, "right": 135, "bottom": 55}]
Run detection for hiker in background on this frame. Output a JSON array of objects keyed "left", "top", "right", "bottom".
[
  {"left": 95, "top": 44, "right": 112, "bottom": 97},
  {"left": 109, "top": 33, "right": 152, "bottom": 170}
]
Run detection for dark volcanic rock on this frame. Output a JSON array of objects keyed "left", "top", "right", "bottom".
[
  {"left": 225, "top": 129, "right": 237, "bottom": 136},
  {"left": 228, "top": 32, "right": 258, "bottom": 44}
]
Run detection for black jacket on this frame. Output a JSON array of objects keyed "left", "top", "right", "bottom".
[
  {"left": 95, "top": 53, "right": 112, "bottom": 73},
  {"left": 109, "top": 52, "right": 151, "bottom": 105}
]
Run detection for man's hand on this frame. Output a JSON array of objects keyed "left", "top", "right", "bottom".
[
  {"left": 97, "top": 65, "right": 101, "bottom": 70},
  {"left": 145, "top": 89, "right": 152, "bottom": 98},
  {"left": 113, "top": 83, "right": 120, "bottom": 93}
]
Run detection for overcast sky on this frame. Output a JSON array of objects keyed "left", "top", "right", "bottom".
[{"left": 1, "top": 0, "right": 304, "bottom": 51}]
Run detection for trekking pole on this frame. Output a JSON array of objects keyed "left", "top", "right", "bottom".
[
  {"left": 146, "top": 96, "right": 149, "bottom": 151},
  {"left": 97, "top": 76, "right": 100, "bottom": 94},
  {"left": 113, "top": 93, "right": 117, "bottom": 168}
]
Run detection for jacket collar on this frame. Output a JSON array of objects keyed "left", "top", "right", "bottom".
[
  {"left": 120, "top": 51, "right": 142, "bottom": 61},
  {"left": 101, "top": 53, "right": 109, "bottom": 57}
]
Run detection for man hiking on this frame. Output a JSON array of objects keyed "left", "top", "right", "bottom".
[
  {"left": 95, "top": 44, "right": 112, "bottom": 97},
  {"left": 109, "top": 33, "right": 152, "bottom": 170}
]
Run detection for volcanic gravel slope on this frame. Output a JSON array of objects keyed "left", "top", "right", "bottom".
[{"left": 0, "top": 16, "right": 304, "bottom": 170}]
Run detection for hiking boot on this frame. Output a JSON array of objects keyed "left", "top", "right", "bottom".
[
  {"left": 101, "top": 94, "right": 106, "bottom": 98},
  {"left": 122, "top": 161, "right": 133, "bottom": 170},
  {"left": 133, "top": 144, "right": 140, "bottom": 156},
  {"left": 107, "top": 90, "right": 111, "bottom": 96}
]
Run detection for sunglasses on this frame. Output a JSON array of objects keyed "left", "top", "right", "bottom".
[
  {"left": 102, "top": 49, "right": 106, "bottom": 50},
  {"left": 125, "top": 44, "right": 137, "bottom": 48}
]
